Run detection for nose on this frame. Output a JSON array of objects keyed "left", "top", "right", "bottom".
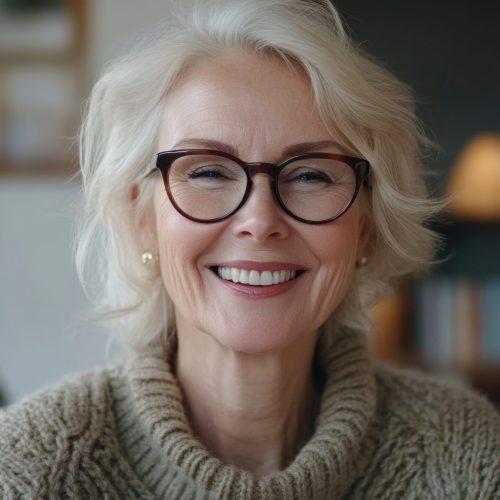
[{"left": 231, "top": 174, "right": 290, "bottom": 242}]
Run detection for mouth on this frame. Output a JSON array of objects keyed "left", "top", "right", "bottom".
[{"left": 210, "top": 266, "right": 304, "bottom": 286}]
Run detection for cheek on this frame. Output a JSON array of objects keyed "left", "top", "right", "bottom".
[
  {"left": 306, "top": 215, "right": 362, "bottom": 319},
  {"left": 153, "top": 193, "right": 218, "bottom": 308},
  {"left": 157, "top": 218, "right": 198, "bottom": 297},
  {"left": 157, "top": 231, "right": 197, "bottom": 304}
]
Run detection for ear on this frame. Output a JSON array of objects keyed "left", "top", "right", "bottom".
[
  {"left": 129, "top": 183, "right": 140, "bottom": 203},
  {"left": 128, "top": 182, "right": 157, "bottom": 251}
]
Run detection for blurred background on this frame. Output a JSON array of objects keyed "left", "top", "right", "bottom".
[{"left": 0, "top": 0, "right": 499, "bottom": 406}]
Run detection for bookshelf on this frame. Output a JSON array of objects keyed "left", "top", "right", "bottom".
[{"left": 372, "top": 218, "right": 500, "bottom": 405}]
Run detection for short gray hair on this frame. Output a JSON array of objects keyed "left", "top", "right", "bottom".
[{"left": 76, "top": 0, "right": 440, "bottom": 351}]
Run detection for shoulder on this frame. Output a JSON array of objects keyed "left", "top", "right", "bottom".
[
  {"left": 0, "top": 366, "right": 114, "bottom": 436},
  {"left": 370, "top": 364, "right": 500, "bottom": 497},
  {"left": 0, "top": 365, "right": 119, "bottom": 497},
  {"left": 374, "top": 363, "right": 500, "bottom": 431}
]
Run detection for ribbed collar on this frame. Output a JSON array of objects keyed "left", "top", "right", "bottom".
[{"left": 111, "top": 329, "right": 377, "bottom": 499}]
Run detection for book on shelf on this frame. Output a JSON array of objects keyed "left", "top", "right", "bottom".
[
  {"left": 480, "top": 280, "right": 500, "bottom": 363},
  {"left": 414, "top": 278, "right": 500, "bottom": 368}
]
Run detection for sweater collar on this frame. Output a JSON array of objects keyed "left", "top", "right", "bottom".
[{"left": 113, "top": 328, "right": 377, "bottom": 499}]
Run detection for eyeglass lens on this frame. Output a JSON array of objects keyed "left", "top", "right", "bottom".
[{"left": 166, "top": 153, "right": 358, "bottom": 223}]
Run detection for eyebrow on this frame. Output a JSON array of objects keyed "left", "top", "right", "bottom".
[{"left": 169, "top": 138, "right": 348, "bottom": 159}]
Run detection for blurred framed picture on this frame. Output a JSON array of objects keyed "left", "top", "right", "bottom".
[
  {"left": 0, "top": 0, "right": 84, "bottom": 58},
  {"left": 0, "top": 0, "right": 85, "bottom": 175}
]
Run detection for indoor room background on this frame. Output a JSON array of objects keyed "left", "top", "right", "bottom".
[{"left": 1, "top": 0, "right": 499, "bottom": 406}]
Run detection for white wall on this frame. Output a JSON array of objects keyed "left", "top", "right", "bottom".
[
  {"left": 0, "top": 179, "right": 120, "bottom": 404},
  {"left": 88, "top": 0, "right": 169, "bottom": 75},
  {"left": 0, "top": 2, "right": 171, "bottom": 405}
]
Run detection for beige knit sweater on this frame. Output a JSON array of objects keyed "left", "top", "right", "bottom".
[{"left": 1, "top": 329, "right": 499, "bottom": 499}]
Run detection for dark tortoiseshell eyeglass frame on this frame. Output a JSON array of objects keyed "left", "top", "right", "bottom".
[{"left": 147, "top": 149, "right": 370, "bottom": 224}]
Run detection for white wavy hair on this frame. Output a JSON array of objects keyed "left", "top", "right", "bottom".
[{"left": 76, "top": 0, "right": 440, "bottom": 352}]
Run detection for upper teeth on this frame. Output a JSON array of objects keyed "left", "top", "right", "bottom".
[{"left": 217, "top": 267, "right": 297, "bottom": 286}]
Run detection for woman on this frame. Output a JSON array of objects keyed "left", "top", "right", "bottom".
[{"left": 1, "top": 0, "right": 499, "bottom": 498}]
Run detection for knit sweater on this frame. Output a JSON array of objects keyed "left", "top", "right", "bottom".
[{"left": 1, "top": 329, "right": 499, "bottom": 499}]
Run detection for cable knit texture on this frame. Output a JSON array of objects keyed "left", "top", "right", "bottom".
[{"left": 1, "top": 329, "right": 499, "bottom": 499}]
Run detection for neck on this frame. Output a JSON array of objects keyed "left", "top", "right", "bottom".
[{"left": 175, "top": 327, "right": 319, "bottom": 478}]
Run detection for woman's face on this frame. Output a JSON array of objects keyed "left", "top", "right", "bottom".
[{"left": 152, "top": 52, "right": 369, "bottom": 353}]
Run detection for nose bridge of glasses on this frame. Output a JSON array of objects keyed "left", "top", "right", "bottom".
[
  {"left": 242, "top": 162, "right": 281, "bottom": 211},
  {"left": 245, "top": 162, "right": 280, "bottom": 179}
]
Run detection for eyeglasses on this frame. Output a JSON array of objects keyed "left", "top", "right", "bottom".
[{"left": 150, "top": 149, "right": 370, "bottom": 224}]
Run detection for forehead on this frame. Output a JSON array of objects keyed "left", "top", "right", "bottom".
[{"left": 158, "top": 52, "right": 335, "bottom": 157}]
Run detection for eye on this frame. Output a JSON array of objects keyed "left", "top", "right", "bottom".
[
  {"left": 282, "top": 166, "right": 334, "bottom": 185},
  {"left": 188, "top": 166, "right": 228, "bottom": 179},
  {"left": 172, "top": 155, "right": 245, "bottom": 189},
  {"left": 292, "top": 169, "right": 333, "bottom": 184},
  {"left": 185, "top": 163, "right": 244, "bottom": 184}
]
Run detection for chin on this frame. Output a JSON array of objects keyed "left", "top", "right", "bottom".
[{"left": 206, "top": 319, "right": 309, "bottom": 355}]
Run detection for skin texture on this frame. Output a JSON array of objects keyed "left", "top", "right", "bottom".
[{"left": 147, "top": 51, "right": 370, "bottom": 477}]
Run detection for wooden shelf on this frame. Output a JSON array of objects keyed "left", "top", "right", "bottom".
[{"left": 0, "top": 161, "right": 78, "bottom": 177}]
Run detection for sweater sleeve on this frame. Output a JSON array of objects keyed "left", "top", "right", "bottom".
[
  {"left": 349, "top": 365, "right": 500, "bottom": 500},
  {"left": 0, "top": 370, "right": 121, "bottom": 499}
]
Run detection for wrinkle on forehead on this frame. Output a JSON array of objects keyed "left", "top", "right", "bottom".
[{"left": 158, "top": 51, "right": 334, "bottom": 161}]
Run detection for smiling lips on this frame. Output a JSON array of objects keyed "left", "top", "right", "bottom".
[
  {"left": 216, "top": 267, "right": 298, "bottom": 286},
  {"left": 211, "top": 262, "right": 304, "bottom": 298}
]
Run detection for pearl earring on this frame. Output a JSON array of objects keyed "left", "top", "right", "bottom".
[{"left": 141, "top": 250, "right": 158, "bottom": 266}]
